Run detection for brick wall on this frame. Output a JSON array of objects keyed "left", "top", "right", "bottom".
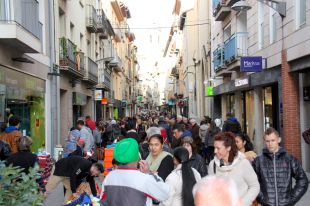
[{"left": 281, "top": 49, "right": 301, "bottom": 160}]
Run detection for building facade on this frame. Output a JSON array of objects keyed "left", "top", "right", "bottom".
[{"left": 210, "top": 0, "right": 310, "bottom": 171}]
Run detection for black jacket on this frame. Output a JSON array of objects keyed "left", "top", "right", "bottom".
[
  {"left": 0, "top": 140, "right": 11, "bottom": 161},
  {"left": 188, "top": 153, "right": 208, "bottom": 177},
  {"left": 6, "top": 151, "right": 37, "bottom": 173},
  {"left": 253, "top": 147, "right": 308, "bottom": 206},
  {"left": 54, "top": 156, "right": 97, "bottom": 196}
]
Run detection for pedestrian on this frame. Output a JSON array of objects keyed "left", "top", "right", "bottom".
[
  {"left": 106, "top": 120, "right": 122, "bottom": 144},
  {"left": 76, "top": 120, "right": 94, "bottom": 152},
  {"left": 182, "top": 136, "right": 207, "bottom": 177},
  {"left": 205, "top": 121, "right": 221, "bottom": 164},
  {"left": 193, "top": 176, "right": 243, "bottom": 206},
  {"left": 161, "top": 147, "right": 201, "bottom": 206},
  {"left": 5, "top": 136, "right": 37, "bottom": 173},
  {"left": 136, "top": 117, "right": 146, "bottom": 134},
  {"left": 171, "top": 124, "right": 192, "bottom": 149},
  {"left": 199, "top": 120, "right": 208, "bottom": 145},
  {"left": 64, "top": 128, "right": 80, "bottom": 156},
  {"left": 0, "top": 139, "right": 11, "bottom": 161},
  {"left": 100, "top": 138, "right": 170, "bottom": 206},
  {"left": 0, "top": 116, "right": 22, "bottom": 154},
  {"left": 158, "top": 116, "right": 172, "bottom": 144},
  {"left": 222, "top": 113, "right": 242, "bottom": 134},
  {"left": 253, "top": 127, "right": 308, "bottom": 206},
  {"left": 146, "top": 134, "right": 174, "bottom": 180},
  {"left": 45, "top": 156, "right": 103, "bottom": 203},
  {"left": 235, "top": 133, "right": 256, "bottom": 161},
  {"left": 208, "top": 132, "right": 260, "bottom": 206}
]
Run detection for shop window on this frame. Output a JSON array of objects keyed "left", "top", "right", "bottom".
[{"left": 226, "top": 94, "right": 235, "bottom": 116}]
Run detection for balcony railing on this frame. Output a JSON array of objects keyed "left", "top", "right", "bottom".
[
  {"left": 213, "top": 46, "right": 224, "bottom": 72},
  {"left": 96, "top": 9, "right": 104, "bottom": 33},
  {"left": 59, "top": 37, "right": 77, "bottom": 68},
  {"left": 223, "top": 32, "right": 248, "bottom": 65},
  {"left": 86, "top": 4, "right": 97, "bottom": 33},
  {"left": 0, "top": 0, "right": 42, "bottom": 39},
  {"left": 85, "top": 57, "right": 98, "bottom": 84}
]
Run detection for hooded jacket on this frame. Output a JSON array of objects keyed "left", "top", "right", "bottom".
[
  {"left": 253, "top": 147, "right": 308, "bottom": 206},
  {"left": 208, "top": 152, "right": 260, "bottom": 206}
]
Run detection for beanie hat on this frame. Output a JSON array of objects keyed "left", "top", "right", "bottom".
[{"left": 114, "top": 138, "right": 139, "bottom": 164}]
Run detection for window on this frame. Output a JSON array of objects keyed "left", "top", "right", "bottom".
[
  {"left": 296, "top": 0, "right": 306, "bottom": 28},
  {"left": 258, "top": 2, "right": 264, "bottom": 49},
  {"left": 269, "top": 8, "right": 277, "bottom": 44},
  {"left": 70, "top": 22, "right": 74, "bottom": 42},
  {"left": 223, "top": 25, "right": 231, "bottom": 42}
]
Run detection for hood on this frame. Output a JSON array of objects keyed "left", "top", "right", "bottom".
[
  {"left": 5, "top": 126, "right": 19, "bottom": 133},
  {"left": 228, "top": 117, "right": 238, "bottom": 123},
  {"left": 214, "top": 152, "right": 245, "bottom": 172},
  {"left": 262, "top": 147, "right": 286, "bottom": 158},
  {"left": 181, "top": 130, "right": 192, "bottom": 138}
]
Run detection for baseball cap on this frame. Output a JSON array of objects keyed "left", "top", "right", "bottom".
[{"left": 114, "top": 138, "right": 139, "bottom": 164}]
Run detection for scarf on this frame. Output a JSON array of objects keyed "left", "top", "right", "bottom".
[{"left": 146, "top": 151, "right": 172, "bottom": 172}]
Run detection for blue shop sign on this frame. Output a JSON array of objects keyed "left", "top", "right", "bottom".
[{"left": 240, "top": 56, "right": 263, "bottom": 72}]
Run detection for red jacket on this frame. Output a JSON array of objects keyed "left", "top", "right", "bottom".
[{"left": 85, "top": 119, "right": 96, "bottom": 131}]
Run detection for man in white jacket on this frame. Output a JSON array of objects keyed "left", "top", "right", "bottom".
[{"left": 100, "top": 138, "right": 170, "bottom": 206}]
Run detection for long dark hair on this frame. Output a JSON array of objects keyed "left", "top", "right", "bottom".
[
  {"left": 174, "top": 147, "right": 197, "bottom": 206},
  {"left": 236, "top": 133, "right": 254, "bottom": 152}
]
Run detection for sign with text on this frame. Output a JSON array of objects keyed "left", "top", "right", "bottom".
[
  {"left": 240, "top": 56, "right": 263, "bottom": 72},
  {"left": 95, "top": 90, "right": 102, "bottom": 100},
  {"left": 235, "top": 78, "right": 249, "bottom": 88}
]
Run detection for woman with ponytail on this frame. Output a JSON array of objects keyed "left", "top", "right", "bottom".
[{"left": 160, "top": 147, "right": 201, "bottom": 206}]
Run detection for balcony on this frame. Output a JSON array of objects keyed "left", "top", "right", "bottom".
[
  {"left": 111, "top": 0, "right": 124, "bottom": 22},
  {"left": 212, "top": 0, "right": 230, "bottom": 21},
  {"left": 0, "top": 0, "right": 42, "bottom": 53},
  {"left": 213, "top": 46, "right": 224, "bottom": 72},
  {"left": 96, "top": 9, "right": 105, "bottom": 33},
  {"left": 86, "top": 4, "right": 97, "bottom": 33},
  {"left": 83, "top": 57, "right": 98, "bottom": 85},
  {"left": 109, "top": 52, "right": 122, "bottom": 73},
  {"left": 59, "top": 37, "right": 85, "bottom": 78},
  {"left": 223, "top": 32, "right": 248, "bottom": 65},
  {"left": 113, "top": 25, "right": 122, "bottom": 43}
]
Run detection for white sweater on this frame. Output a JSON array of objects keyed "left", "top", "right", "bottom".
[
  {"left": 208, "top": 152, "right": 260, "bottom": 206},
  {"left": 160, "top": 164, "right": 201, "bottom": 206}
]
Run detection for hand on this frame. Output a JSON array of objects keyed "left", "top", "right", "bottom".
[
  {"left": 139, "top": 160, "right": 150, "bottom": 174},
  {"left": 72, "top": 193, "right": 79, "bottom": 199}
]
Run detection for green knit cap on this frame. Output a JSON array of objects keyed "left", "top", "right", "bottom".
[{"left": 114, "top": 138, "right": 139, "bottom": 163}]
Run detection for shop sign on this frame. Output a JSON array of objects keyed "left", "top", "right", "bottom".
[
  {"left": 101, "top": 98, "right": 108, "bottom": 105},
  {"left": 95, "top": 90, "right": 102, "bottom": 101},
  {"left": 205, "top": 86, "right": 214, "bottom": 97},
  {"left": 235, "top": 78, "right": 249, "bottom": 88},
  {"left": 240, "top": 56, "right": 263, "bottom": 72}
]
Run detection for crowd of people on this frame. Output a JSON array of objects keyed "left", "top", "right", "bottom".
[{"left": 0, "top": 111, "right": 309, "bottom": 206}]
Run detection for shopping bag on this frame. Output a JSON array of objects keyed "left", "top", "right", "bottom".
[{"left": 64, "top": 192, "right": 92, "bottom": 206}]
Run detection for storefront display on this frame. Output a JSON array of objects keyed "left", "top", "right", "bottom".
[{"left": 0, "top": 65, "right": 45, "bottom": 152}]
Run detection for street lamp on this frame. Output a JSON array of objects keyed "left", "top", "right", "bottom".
[{"left": 231, "top": 0, "right": 286, "bottom": 18}]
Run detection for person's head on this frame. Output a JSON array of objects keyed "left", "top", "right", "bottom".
[
  {"left": 214, "top": 132, "right": 238, "bottom": 163},
  {"left": 173, "top": 124, "right": 184, "bottom": 139},
  {"left": 114, "top": 138, "right": 139, "bottom": 167},
  {"left": 148, "top": 134, "right": 164, "bottom": 157},
  {"left": 85, "top": 115, "right": 91, "bottom": 120},
  {"left": 235, "top": 133, "right": 254, "bottom": 152},
  {"left": 9, "top": 116, "right": 21, "bottom": 128},
  {"left": 111, "top": 120, "right": 117, "bottom": 125},
  {"left": 189, "top": 118, "right": 197, "bottom": 126},
  {"left": 264, "top": 127, "right": 281, "bottom": 154},
  {"left": 173, "top": 146, "right": 190, "bottom": 165},
  {"left": 17, "top": 136, "right": 33, "bottom": 152},
  {"left": 69, "top": 129, "right": 81, "bottom": 141},
  {"left": 174, "top": 147, "right": 197, "bottom": 206},
  {"left": 90, "top": 162, "right": 104, "bottom": 176},
  {"left": 76, "top": 120, "right": 85, "bottom": 129},
  {"left": 183, "top": 117, "right": 188, "bottom": 123},
  {"left": 226, "top": 113, "right": 233, "bottom": 119},
  {"left": 182, "top": 136, "right": 197, "bottom": 156},
  {"left": 193, "top": 176, "right": 242, "bottom": 206},
  {"left": 159, "top": 116, "right": 165, "bottom": 122},
  {"left": 137, "top": 118, "right": 142, "bottom": 124},
  {"left": 177, "top": 115, "right": 183, "bottom": 123}
]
